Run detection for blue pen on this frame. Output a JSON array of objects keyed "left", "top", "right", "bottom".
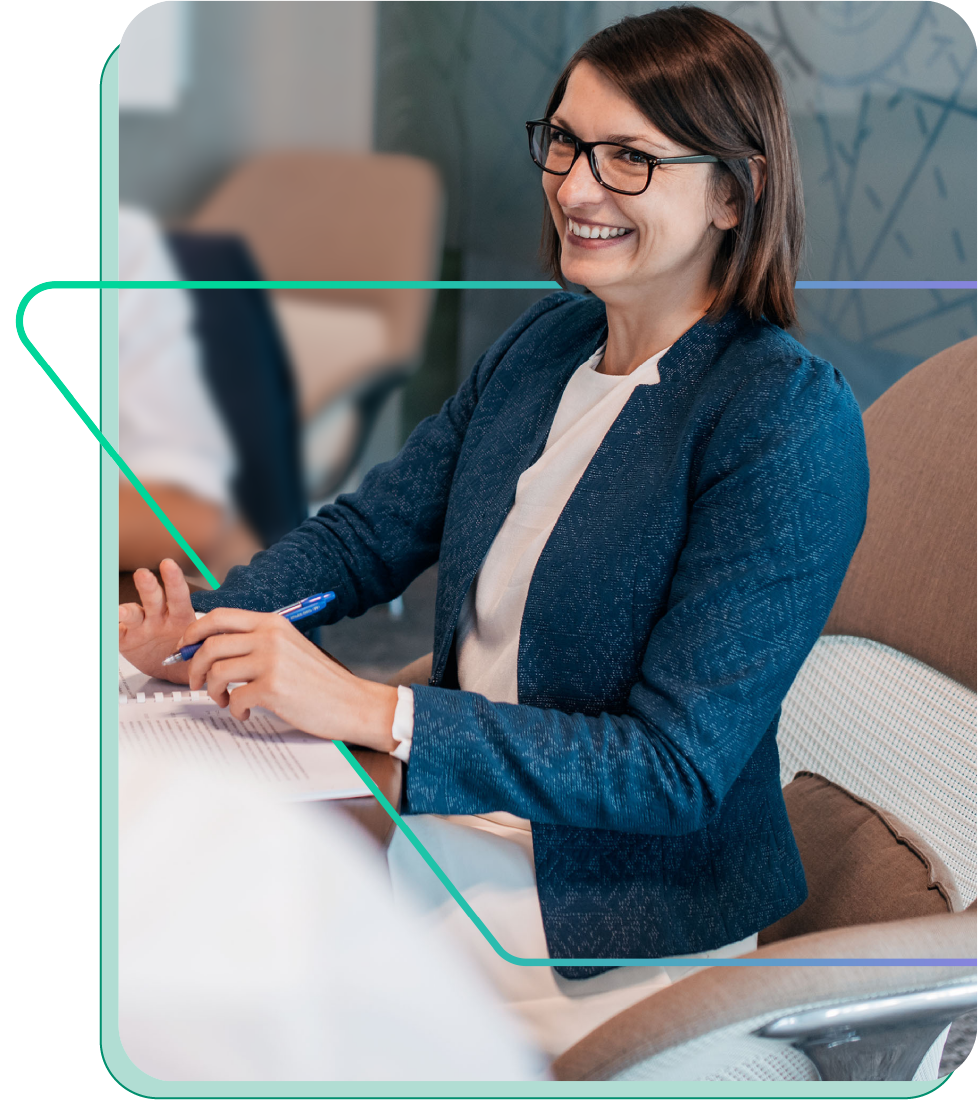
[{"left": 161, "top": 592, "right": 336, "bottom": 666}]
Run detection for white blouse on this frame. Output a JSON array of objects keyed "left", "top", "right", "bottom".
[{"left": 391, "top": 342, "right": 667, "bottom": 781}]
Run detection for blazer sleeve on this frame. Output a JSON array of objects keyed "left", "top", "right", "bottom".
[
  {"left": 403, "top": 354, "right": 870, "bottom": 835},
  {"left": 190, "top": 292, "right": 577, "bottom": 621}
]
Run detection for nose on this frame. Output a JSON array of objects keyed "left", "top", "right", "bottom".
[{"left": 556, "top": 151, "right": 606, "bottom": 207}]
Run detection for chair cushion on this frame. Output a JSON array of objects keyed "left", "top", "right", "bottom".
[
  {"left": 777, "top": 635, "right": 976, "bottom": 906},
  {"left": 759, "top": 773, "right": 960, "bottom": 945}
]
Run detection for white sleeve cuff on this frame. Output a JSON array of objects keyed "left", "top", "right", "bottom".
[{"left": 390, "top": 685, "right": 415, "bottom": 763}]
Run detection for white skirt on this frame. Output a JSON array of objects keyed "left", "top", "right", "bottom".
[{"left": 388, "top": 813, "right": 757, "bottom": 1059}]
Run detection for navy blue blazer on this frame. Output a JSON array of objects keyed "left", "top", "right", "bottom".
[{"left": 193, "top": 293, "right": 869, "bottom": 976}]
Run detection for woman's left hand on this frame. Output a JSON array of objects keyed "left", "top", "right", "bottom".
[{"left": 179, "top": 609, "right": 398, "bottom": 753}]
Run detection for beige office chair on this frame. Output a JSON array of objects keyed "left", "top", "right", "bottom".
[
  {"left": 389, "top": 339, "right": 977, "bottom": 1080},
  {"left": 553, "top": 338, "right": 977, "bottom": 1081},
  {"left": 190, "top": 151, "right": 444, "bottom": 500}
]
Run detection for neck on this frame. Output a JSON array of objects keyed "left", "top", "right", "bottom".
[{"left": 594, "top": 269, "right": 717, "bottom": 376}]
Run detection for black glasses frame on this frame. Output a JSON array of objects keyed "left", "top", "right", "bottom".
[{"left": 525, "top": 119, "right": 719, "bottom": 196}]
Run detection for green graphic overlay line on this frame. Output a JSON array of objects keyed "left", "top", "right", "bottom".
[
  {"left": 21, "top": 278, "right": 976, "bottom": 971},
  {"left": 32, "top": 278, "right": 565, "bottom": 291},
  {"left": 15, "top": 288, "right": 217, "bottom": 589}
]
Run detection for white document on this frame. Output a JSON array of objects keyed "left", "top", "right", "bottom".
[{"left": 119, "top": 656, "right": 371, "bottom": 801}]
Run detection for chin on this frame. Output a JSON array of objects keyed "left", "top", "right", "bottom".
[
  {"left": 560, "top": 258, "right": 622, "bottom": 291},
  {"left": 559, "top": 244, "right": 633, "bottom": 290}
]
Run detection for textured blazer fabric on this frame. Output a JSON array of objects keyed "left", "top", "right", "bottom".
[{"left": 194, "top": 292, "right": 869, "bottom": 976}]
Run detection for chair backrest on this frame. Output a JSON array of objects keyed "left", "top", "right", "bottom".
[
  {"left": 777, "top": 342, "right": 977, "bottom": 904},
  {"left": 166, "top": 231, "right": 307, "bottom": 548},
  {"left": 188, "top": 152, "right": 444, "bottom": 367},
  {"left": 824, "top": 338, "right": 976, "bottom": 689}
]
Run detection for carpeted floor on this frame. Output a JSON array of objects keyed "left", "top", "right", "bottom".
[{"left": 320, "top": 565, "right": 976, "bottom": 1076}]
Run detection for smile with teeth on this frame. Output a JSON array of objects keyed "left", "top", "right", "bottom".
[{"left": 567, "top": 218, "right": 632, "bottom": 240}]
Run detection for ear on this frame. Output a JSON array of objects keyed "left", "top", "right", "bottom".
[{"left": 711, "top": 155, "right": 767, "bottom": 231}]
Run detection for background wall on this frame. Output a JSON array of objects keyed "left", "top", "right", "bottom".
[
  {"left": 120, "top": 1, "right": 976, "bottom": 438},
  {"left": 120, "top": 1, "right": 376, "bottom": 218},
  {"left": 119, "top": 1, "right": 396, "bottom": 480},
  {"left": 375, "top": 1, "right": 976, "bottom": 413}
]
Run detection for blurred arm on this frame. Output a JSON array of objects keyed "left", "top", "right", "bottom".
[
  {"left": 118, "top": 208, "right": 243, "bottom": 579},
  {"left": 119, "top": 481, "right": 263, "bottom": 582}
]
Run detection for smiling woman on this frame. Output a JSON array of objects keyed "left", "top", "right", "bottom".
[
  {"left": 119, "top": 5, "right": 869, "bottom": 1060},
  {"left": 539, "top": 7, "right": 803, "bottom": 342}
]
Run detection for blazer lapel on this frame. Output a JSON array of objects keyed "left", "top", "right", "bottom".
[
  {"left": 433, "top": 301, "right": 607, "bottom": 681},
  {"left": 432, "top": 303, "right": 750, "bottom": 683}
]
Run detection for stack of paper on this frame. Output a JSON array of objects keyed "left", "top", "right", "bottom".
[{"left": 118, "top": 656, "right": 371, "bottom": 801}]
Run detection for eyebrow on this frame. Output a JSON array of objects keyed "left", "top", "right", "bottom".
[
  {"left": 550, "top": 117, "right": 672, "bottom": 154},
  {"left": 606, "top": 133, "right": 668, "bottom": 151}
]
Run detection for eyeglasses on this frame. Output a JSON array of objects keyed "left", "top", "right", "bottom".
[{"left": 526, "top": 119, "right": 719, "bottom": 196}]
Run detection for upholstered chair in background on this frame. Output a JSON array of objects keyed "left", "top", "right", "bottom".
[{"left": 189, "top": 152, "right": 444, "bottom": 502}]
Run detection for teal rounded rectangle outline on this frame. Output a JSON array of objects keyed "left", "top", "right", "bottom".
[{"left": 15, "top": 283, "right": 976, "bottom": 972}]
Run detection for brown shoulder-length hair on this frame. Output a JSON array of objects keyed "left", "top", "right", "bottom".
[{"left": 541, "top": 6, "right": 803, "bottom": 328}]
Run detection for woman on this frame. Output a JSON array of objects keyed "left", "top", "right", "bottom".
[{"left": 120, "top": 7, "right": 868, "bottom": 1057}]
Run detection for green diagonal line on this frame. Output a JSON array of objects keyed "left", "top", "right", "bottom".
[
  {"left": 314, "top": 748, "right": 978, "bottom": 969},
  {"left": 329, "top": 746, "right": 534, "bottom": 964},
  {"left": 17, "top": 282, "right": 220, "bottom": 588},
  {"left": 22, "top": 278, "right": 975, "bottom": 971}
]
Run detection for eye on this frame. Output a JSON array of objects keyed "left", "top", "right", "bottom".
[
  {"left": 614, "top": 146, "right": 651, "bottom": 166},
  {"left": 551, "top": 129, "right": 576, "bottom": 146}
]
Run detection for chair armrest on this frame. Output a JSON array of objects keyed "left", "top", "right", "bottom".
[
  {"left": 553, "top": 908, "right": 976, "bottom": 1081},
  {"left": 755, "top": 980, "right": 977, "bottom": 1080},
  {"left": 306, "top": 368, "right": 413, "bottom": 500}
]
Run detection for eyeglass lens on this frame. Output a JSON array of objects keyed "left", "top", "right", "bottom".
[{"left": 529, "top": 123, "right": 650, "bottom": 194}]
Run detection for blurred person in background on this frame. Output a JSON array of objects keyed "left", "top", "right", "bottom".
[
  {"left": 118, "top": 205, "right": 261, "bottom": 582},
  {"left": 118, "top": 757, "right": 546, "bottom": 1081}
]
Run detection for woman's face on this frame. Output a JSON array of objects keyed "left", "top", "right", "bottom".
[{"left": 543, "top": 62, "right": 737, "bottom": 303}]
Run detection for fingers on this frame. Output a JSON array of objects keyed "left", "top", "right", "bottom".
[
  {"left": 159, "top": 557, "right": 195, "bottom": 623},
  {"left": 226, "top": 682, "right": 259, "bottom": 723},
  {"left": 180, "top": 606, "right": 270, "bottom": 646},
  {"left": 204, "top": 656, "right": 255, "bottom": 707},
  {"left": 186, "top": 632, "right": 256, "bottom": 691},
  {"left": 133, "top": 567, "right": 164, "bottom": 621},
  {"left": 118, "top": 601, "right": 143, "bottom": 645},
  {"left": 118, "top": 601, "right": 145, "bottom": 626}
]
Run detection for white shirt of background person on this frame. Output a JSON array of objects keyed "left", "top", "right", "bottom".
[
  {"left": 118, "top": 758, "right": 548, "bottom": 1081},
  {"left": 118, "top": 205, "right": 235, "bottom": 510}
]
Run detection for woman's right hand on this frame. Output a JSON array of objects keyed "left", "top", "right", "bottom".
[{"left": 118, "top": 558, "right": 198, "bottom": 684}]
